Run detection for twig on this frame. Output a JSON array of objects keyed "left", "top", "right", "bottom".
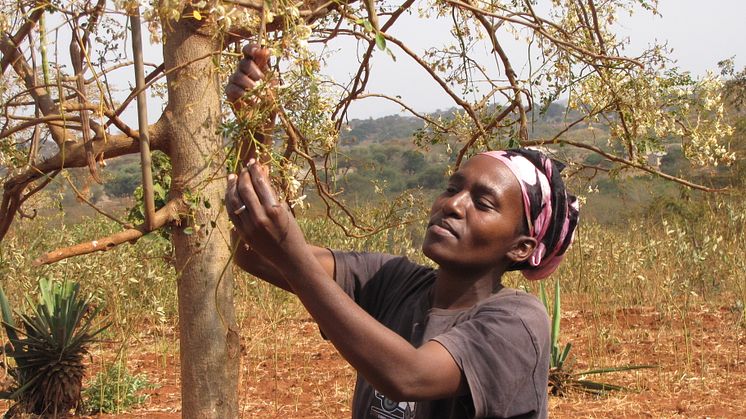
[
  {"left": 1, "top": 32, "right": 74, "bottom": 145},
  {"left": 63, "top": 174, "right": 130, "bottom": 227},
  {"left": 521, "top": 138, "right": 725, "bottom": 192},
  {"left": 467, "top": 2, "right": 528, "bottom": 141},
  {"left": 355, "top": 93, "right": 446, "bottom": 129},
  {"left": 0, "top": 3, "right": 43, "bottom": 74},
  {"left": 454, "top": 101, "right": 519, "bottom": 167},
  {"left": 70, "top": 18, "right": 101, "bottom": 182},
  {"left": 332, "top": 0, "right": 416, "bottom": 124}
]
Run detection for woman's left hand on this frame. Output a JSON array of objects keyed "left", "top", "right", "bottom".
[{"left": 226, "top": 160, "right": 310, "bottom": 274}]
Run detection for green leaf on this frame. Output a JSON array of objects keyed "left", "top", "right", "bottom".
[
  {"left": 574, "top": 379, "right": 626, "bottom": 392},
  {"left": 576, "top": 365, "right": 657, "bottom": 376},
  {"left": 558, "top": 342, "right": 572, "bottom": 367},
  {"left": 183, "top": 227, "right": 195, "bottom": 235},
  {"left": 0, "top": 285, "right": 19, "bottom": 343},
  {"left": 385, "top": 48, "right": 397, "bottom": 61},
  {"left": 375, "top": 32, "right": 386, "bottom": 51},
  {"left": 552, "top": 279, "right": 561, "bottom": 350},
  {"left": 153, "top": 184, "right": 166, "bottom": 201},
  {"left": 362, "top": 19, "right": 373, "bottom": 32},
  {"left": 539, "top": 282, "right": 548, "bottom": 312}
]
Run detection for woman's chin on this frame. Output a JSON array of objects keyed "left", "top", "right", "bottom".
[{"left": 422, "top": 242, "right": 451, "bottom": 267}]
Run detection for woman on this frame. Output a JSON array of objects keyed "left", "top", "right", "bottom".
[{"left": 225, "top": 45, "right": 579, "bottom": 419}]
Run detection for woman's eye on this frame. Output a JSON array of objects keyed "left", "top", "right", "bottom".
[{"left": 476, "top": 199, "right": 494, "bottom": 210}]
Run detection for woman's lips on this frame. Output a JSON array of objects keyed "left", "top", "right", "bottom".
[{"left": 429, "top": 223, "right": 457, "bottom": 238}]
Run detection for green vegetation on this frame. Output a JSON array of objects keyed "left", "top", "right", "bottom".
[
  {"left": 0, "top": 93, "right": 743, "bottom": 413},
  {"left": 83, "top": 361, "right": 151, "bottom": 414},
  {"left": 0, "top": 278, "right": 107, "bottom": 416}
]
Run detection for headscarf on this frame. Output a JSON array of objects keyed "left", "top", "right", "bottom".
[{"left": 479, "top": 148, "right": 579, "bottom": 280}]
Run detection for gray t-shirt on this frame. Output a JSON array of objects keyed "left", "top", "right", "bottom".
[{"left": 331, "top": 251, "right": 550, "bottom": 419}]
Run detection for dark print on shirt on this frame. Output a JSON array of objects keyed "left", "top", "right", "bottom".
[{"left": 369, "top": 390, "right": 416, "bottom": 419}]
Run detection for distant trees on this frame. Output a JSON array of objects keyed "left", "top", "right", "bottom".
[
  {"left": 104, "top": 163, "right": 141, "bottom": 198},
  {"left": 402, "top": 150, "right": 426, "bottom": 174}
]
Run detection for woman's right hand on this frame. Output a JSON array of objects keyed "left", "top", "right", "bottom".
[
  {"left": 225, "top": 44, "right": 272, "bottom": 113},
  {"left": 226, "top": 159, "right": 313, "bottom": 278}
]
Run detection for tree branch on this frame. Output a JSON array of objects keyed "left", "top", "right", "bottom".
[
  {"left": 0, "top": 4, "right": 43, "bottom": 74},
  {"left": 33, "top": 198, "right": 185, "bottom": 266},
  {"left": 2, "top": 33, "right": 74, "bottom": 146},
  {"left": 0, "top": 118, "right": 169, "bottom": 243},
  {"left": 467, "top": 2, "right": 529, "bottom": 141},
  {"left": 355, "top": 93, "right": 446, "bottom": 129},
  {"left": 522, "top": 138, "right": 725, "bottom": 192}
]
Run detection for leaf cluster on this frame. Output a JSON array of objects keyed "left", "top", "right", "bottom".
[{"left": 0, "top": 278, "right": 108, "bottom": 415}]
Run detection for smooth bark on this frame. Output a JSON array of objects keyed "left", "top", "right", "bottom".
[{"left": 163, "top": 20, "right": 240, "bottom": 418}]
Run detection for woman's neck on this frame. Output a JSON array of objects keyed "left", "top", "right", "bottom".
[{"left": 431, "top": 266, "right": 504, "bottom": 310}]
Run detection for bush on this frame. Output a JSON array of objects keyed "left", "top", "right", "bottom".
[{"left": 83, "top": 361, "right": 151, "bottom": 414}]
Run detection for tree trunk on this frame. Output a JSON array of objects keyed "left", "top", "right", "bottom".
[{"left": 162, "top": 20, "right": 240, "bottom": 418}]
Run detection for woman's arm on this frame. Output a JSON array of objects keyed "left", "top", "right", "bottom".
[
  {"left": 226, "top": 162, "right": 465, "bottom": 402},
  {"left": 232, "top": 230, "right": 335, "bottom": 293}
]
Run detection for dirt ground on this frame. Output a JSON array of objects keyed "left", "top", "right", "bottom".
[{"left": 6, "top": 301, "right": 745, "bottom": 418}]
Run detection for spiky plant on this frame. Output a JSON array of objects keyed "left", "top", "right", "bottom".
[
  {"left": 0, "top": 278, "right": 107, "bottom": 416},
  {"left": 539, "top": 279, "right": 655, "bottom": 396}
]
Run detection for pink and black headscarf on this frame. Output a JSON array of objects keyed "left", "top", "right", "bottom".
[{"left": 480, "top": 148, "right": 579, "bottom": 280}]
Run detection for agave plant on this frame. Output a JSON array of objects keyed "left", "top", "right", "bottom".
[
  {"left": 0, "top": 278, "right": 107, "bottom": 416},
  {"left": 539, "top": 279, "right": 655, "bottom": 396}
]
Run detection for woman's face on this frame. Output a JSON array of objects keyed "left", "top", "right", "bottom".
[{"left": 422, "top": 155, "right": 528, "bottom": 272}]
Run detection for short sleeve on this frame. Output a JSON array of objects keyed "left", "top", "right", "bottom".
[
  {"left": 431, "top": 296, "right": 550, "bottom": 418},
  {"left": 330, "top": 250, "right": 397, "bottom": 302},
  {"left": 330, "top": 250, "right": 435, "bottom": 321}
]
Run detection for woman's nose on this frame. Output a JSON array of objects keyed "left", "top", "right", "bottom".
[{"left": 441, "top": 191, "right": 467, "bottom": 218}]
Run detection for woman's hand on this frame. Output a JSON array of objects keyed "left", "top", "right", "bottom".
[
  {"left": 225, "top": 44, "right": 272, "bottom": 113},
  {"left": 226, "top": 159, "right": 310, "bottom": 275}
]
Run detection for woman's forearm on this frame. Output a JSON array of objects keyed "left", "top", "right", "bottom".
[
  {"left": 280, "top": 247, "right": 462, "bottom": 401},
  {"left": 233, "top": 232, "right": 336, "bottom": 294}
]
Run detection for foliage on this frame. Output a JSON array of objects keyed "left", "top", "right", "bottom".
[
  {"left": 720, "top": 58, "right": 746, "bottom": 110},
  {"left": 0, "top": 184, "right": 743, "bottom": 411},
  {"left": 127, "top": 151, "right": 172, "bottom": 230},
  {"left": 82, "top": 360, "right": 151, "bottom": 414},
  {"left": 0, "top": 278, "right": 107, "bottom": 416}
]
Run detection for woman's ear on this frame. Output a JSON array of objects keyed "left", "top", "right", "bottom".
[{"left": 507, "top": 236, "right": 537, "bottom": 265}]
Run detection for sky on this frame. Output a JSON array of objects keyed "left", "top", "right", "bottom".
[
  {"left": 109, "top": 0, "right": 746, "bottom": 124},
  {"left": 317, "top": 0, "right": 746, "bottom": 119}
]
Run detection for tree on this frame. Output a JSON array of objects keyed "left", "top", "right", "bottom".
[
  {"left": 402, "top": 150, "right": 426, "bottom": 175},
  {"left": 0, "top": 0, "right": 735, "bottom": 416}
]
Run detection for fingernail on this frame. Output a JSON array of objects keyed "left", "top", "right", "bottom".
[
  {"left": 247, "top": 158, "right": 256, "bottom": 167},
  {"left": 228, "top": 174, "right": 236, "bottom": 181}
]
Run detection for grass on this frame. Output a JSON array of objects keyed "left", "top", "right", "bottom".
[{"left": 0, "top": 191, "right": 744, "bottom": 416}]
